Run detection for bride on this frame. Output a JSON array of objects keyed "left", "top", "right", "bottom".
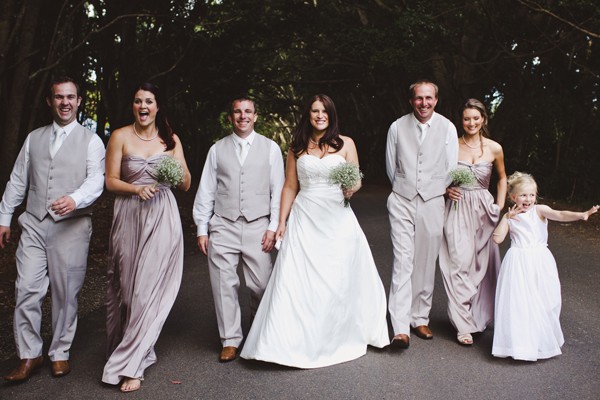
[{"left": 240, "top": 94, "right": 389, "bottom": 368}]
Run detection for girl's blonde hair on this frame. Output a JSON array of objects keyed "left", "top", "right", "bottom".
[{"left": 507, "top": 172, "right": 538, "bottom": 204}]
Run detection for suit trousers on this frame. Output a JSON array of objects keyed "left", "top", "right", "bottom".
[
  {"left": 14, "top": 212, "right": 91, "bottom": 361},
  {"left": 207, "top": 214, "right": 273, "bottom": 347},
  {"left": 387, "top": 192, "right": 444, "bottom": 336}
]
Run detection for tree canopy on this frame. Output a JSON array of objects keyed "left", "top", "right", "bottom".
[{"left": 1, "top": 0, "right": 598, "bottom": 200}]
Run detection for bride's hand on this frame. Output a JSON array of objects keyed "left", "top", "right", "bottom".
[{"left": 275, "top": 224, "right": 286, "bottom": 240}]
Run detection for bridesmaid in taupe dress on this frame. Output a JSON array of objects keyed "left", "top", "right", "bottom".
[
  {"left": 440, "top": 99, "right": 507, "bottom": 346},
  {"left": 102, "top": 83, "right": 191, "bottom": 392}
]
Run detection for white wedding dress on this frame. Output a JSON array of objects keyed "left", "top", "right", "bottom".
[{"left": 240, "top": 154, "right": 389, "bottom": 368}]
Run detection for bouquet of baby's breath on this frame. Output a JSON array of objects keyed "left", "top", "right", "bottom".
[
  {"left": 449, "top": 167, "right": 476, "bottom": 210},
  {"left": 154, "top": 156, "right": 184, "bottom": 188},
  {"left": 328, "top": 161, "right": 363, "bottom": 207}
]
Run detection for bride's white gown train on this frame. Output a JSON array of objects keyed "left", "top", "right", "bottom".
[{"left": 240, "top": 154, "right": 389, "bottom": 368}]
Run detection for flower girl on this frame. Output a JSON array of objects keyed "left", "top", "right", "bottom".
[{"left": 491, "top": 172, "right": 598, "bottom": 361}]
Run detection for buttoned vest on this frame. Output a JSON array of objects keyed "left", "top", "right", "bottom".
[
  {"left": 391, "top": 114, "right": 451, "bottom": 201},
  {"left": 213, "top": 134, "right": 272, "bottom": 222},
  {"left": 26, "top": 124, "right": 95, "bottom": 221}
]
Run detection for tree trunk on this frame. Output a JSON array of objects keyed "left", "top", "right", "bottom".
[{"left": 0, "top": 0, "right": 43, "bottom": 187}]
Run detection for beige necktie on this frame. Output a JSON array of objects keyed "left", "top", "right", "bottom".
[
  {"left": 50, "top": 129, "right": 66, "bottom": 158},
  {"left": 239, "top": 140, "right": 250, "bottom": 164}
]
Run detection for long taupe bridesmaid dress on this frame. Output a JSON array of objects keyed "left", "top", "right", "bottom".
[
  {"left": 102, "top": 154, "right": 183, "bottom": 384},
  {"left": 439, "top": 161, "right": 501, "bottom": 336}
]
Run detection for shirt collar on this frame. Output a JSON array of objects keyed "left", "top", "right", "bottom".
[
  {"left": 232, "top": 130, "right": 256, "bottom": 145},
  {"left": 52, "top": 120, "right": 79, "bottom": 136},
  {"left": 411, "top": 111, "right": 437, "bottom": 128}
]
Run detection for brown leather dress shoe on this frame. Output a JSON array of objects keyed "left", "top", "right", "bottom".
[
  {"left": 51, "top": 360, "right": 71, "bottom": 377},
  {"left": 3, "top": 356, "right": 44, "bottom": 381},
  {"left": 219, "top": 346, "right": 237, "bottom": 362},
  {"left": 413, "top": 325, "right": 433, "bottom": 340},
  {"left": 390, "top": 334, "right": 410, "bottom": 349}
]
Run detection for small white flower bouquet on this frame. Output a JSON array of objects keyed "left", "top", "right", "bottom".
[
  {"left": 328, "top": 161, "right": 363, "bottom": 207},
  {"left": 449, "top": 167, "right": 476, "bottom": 210},
  {"left": 154, "top": 156, "right": 184, "bottom": 188}
]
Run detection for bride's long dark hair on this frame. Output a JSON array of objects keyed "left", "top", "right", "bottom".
[{"left": 290, "top": 94, "right": 343, "bottom": 157}]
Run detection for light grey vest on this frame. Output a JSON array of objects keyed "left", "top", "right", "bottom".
[
  {"left": 391, "top": 114, "right": 452, "bottom": 201},
  {"left": 26, "top": 124, "right": 95, "bottom": 221},
  {"left": 213, "top": 134, "right": 272, "bottom": 222}
]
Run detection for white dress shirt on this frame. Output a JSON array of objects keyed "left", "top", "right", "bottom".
[
  {"left": 0, "top": 121, "right": 106, "bottom": 226},
  {"left": 193, "top": 130, "right": 285, "bottom": 236},
  {"left": 385, "top": 112, "right": 458, "bottom": 187}
]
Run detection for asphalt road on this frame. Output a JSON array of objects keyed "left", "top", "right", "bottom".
[{"left": 1, "top": 186, "right": 599, "bottom": 399}]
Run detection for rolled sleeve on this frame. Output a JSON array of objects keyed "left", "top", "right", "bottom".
[
  {"left": 444, "top": 123, "right": 459, "bottom": 186},
  {"left": 268, "top": 142, "right": 285, "bottom": 232},
  {"left": 70, "top": 135, "right": 106, "bottom": 208},
  {"left": 0, "top": 136, "right": 31, "bottom": 226},
  {"left": 385, "top": 121, "right": 398, "bottom": 185},
  {"left": 193, "top": 145, "right": 218, "bottom": 236}
]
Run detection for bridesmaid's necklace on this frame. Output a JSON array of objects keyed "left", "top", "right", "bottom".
[
  {"left": 309, "top": 138, "right": 319, "bottom": 146},
  {"left": 462, "top": 135, "right": 481, "bottom": 149},
  {"left": 132, "top": 123, "right": 158, "bottom": 141}
]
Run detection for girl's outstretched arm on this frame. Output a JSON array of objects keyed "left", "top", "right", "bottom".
[{"left": 536, "top": 204, "right": 599, "bottom": 222}]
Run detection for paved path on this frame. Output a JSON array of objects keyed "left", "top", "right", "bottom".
[{"left": 2, "top": 186, "right": 599, "bottom": 399}]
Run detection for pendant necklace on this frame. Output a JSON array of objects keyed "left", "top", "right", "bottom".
[
  {"left": 462, "top": 135, "right": 480, "bottom": 149},
  {"left": 132, "top": 123, "right": 158, "bottom": 141}
]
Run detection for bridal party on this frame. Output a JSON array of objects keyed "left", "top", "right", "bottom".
[{"left": 0, "top": 76, "right": 597, "bottom": 394}]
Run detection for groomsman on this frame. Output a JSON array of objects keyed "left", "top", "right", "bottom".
[
  {"left": 1, "top": 76, "right": 105, "bottom": 380},
  {"left": 386, "top": 79, "right": 458, "bottom": 348},
  {"left": 193, "top": 97, "right": 285, "bottom": 362}
]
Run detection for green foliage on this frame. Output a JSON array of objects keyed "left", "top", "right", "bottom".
[{"left": 1, "top": 0, "right": 599, "bottom": 199}]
